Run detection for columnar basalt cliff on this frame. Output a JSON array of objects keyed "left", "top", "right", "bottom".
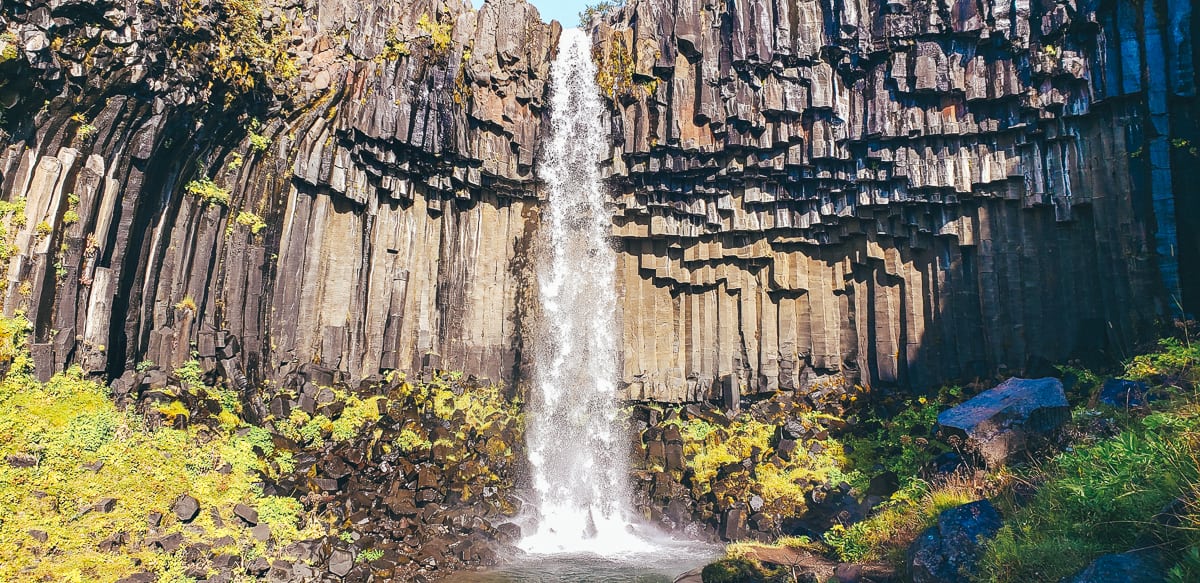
[
  {"left": 0, "top": 0, "right": 1193, "bottom": 406},
  {"left": 0, "top": 0, "right": 557, "bottom": 397},
  {"left": 592, "top": 0, "right": 1198, "bottom": 401}
]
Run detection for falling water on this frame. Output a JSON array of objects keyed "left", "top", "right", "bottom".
[{"left": 520, "top": 28, "right": 642, "bottom": 555}]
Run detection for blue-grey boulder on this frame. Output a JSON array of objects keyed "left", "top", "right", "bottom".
[
  {"left": 1098, "top": 379, "right": 1156, "bottom": 409},
  {"left": 937, "top": 377, "right": 1069, "bottom": 467},
  {"left": 908, "top": 500, "right": 1003, "bottom": 583},
  {"left": 1064, "top": 552, "right": 1165, "bottom": 583}
]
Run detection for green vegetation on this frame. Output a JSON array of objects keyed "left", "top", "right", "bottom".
[
  {"left": 178, "top": 0, "right": 298, "bottom": 98},
  {"left": 380, "top": 26, "right": 411, "bottom": 61},
  {"left": 35, "top": 220, "right": 52, "bottom": 238},
  {"left": 843, "top": 389, "right": 958, "bottom": 492},
  {"left": 357, "top": 548, "right": 384, "bottom": 563},
  {"left": 825, "top": 477, "right": 978, "bottom": 563},
  {"left": 579, "top": 1, "right": 626, "bottom": 26},
  {"left": 184, "top": 178, "right": 231, "bottom": 206},
  {"left": 807, "top": 331, "right": 1200, "bottom": 582},
  {"left": 247, "top": 119, "right": 270, "bottom": 153},
  {"left": 416, "top": 13, "right": 453, "bottom": 54},
  {"left": 272, "top": 391, "right": 383, "bottom": 448},
  {"left": 979, "top": 335, "right": 1200, "bottom": 583},
  {"left": 235, "top": 211, "right": 267, "bottom": 235},
  {"left": 174, "top": 296, "right": 197, "bottom": 312},
  {"left": 0, "top": 32, "right": 18, "bottom": 64},
  {"left": 701, "top": 556, "right": 790, "bottom": 583},
  {"left": 0, "top": 314, "right": 319, "bottom": 581}
]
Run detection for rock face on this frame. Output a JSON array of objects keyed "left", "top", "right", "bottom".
[
  {"left": 0, "top": 0, "right": 1194, "bottom": 403},
  {"left": 591, "top": 0, "right": 1196, "bottom": 401},
  {"left": 937, "top": 377, "right": 1069, "bottom": 466}
]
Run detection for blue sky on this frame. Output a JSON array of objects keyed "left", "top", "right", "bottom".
[{"left": 526, "top": 0, "right": 592, "bottom": 27}]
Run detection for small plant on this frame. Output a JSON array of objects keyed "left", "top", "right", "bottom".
[
  {"left": 0, "top": 32, "right": 18, "bottom": 64},
  {"left": 393, "top": 428, "right": 430, "bottom": 453},
  {"left": 338, "top": 531, "right": 353, "bottom": 543},
  {"left": 185, "top": 179, "right": 231, "bottom": 206},
  {"left": 416, "top": 13, "right": 453, "bottom": 53},
  {"left": 357, "top": 548, "right": 383, "bottom": 563},
  {"left": 380, "top": 26, "right": 411, "bottom": 61},
  {"left": 135, "top": 359, "right": 156, "bottom": 373},
  {"left": 35, "top": 220, "right": 52, "bottom": 238},
  {"left": 62, "top": 209, "right": 80, "bottom": 225},
  {"left": 174, "top": 296, "right": 198, "bottom": 312},
  {"left": 246, "top": 118, "right": 271, "bottom": 153},
  {"left": 235, "top": 211, "right": 267, "bottom": 235}
]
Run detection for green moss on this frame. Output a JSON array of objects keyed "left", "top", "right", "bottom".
[
  {"left": 235, "top": 211, "right": 267, "bottom": 235},
  {"left": 0, "top": 318, "right": 319, "bottom": 581},
  {"left": 179, "top": 0, "right": 297, "bottom": 97},
  {"left": 700, "top": 556, "right": 789, "bottom": 583},
  {"left": 184, "top": 179, "right": 231, "bottom": 206},
  {"left": 0, "top": 32, "right": 18, "bottom": 65},
  {"left": 394, "top": 428, "right": 430, "bottom": 453},
  {"left": 416, "top": 13, "right": 453, "bottom": 54},
  {"left": 247, "top": 119, "right": 271, "bottom": 153}
]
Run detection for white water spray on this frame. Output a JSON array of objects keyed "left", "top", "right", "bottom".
[{"left": 520, "top": 29, "right": 643, "bottom": 555}]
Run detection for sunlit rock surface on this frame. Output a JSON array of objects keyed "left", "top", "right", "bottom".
[{"left": 0, "top": 0, "right": 1194, "bottom": 403}]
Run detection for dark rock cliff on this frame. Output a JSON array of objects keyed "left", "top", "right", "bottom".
[
  {"left": 0, "top": 0, "right": 557, "bottom": 396},
  {"left": 593, "top": 0, "right": 1198, "bottom": 401},
  {"left": 0, "top": 0, "right": 1193, "bottom": 403}
]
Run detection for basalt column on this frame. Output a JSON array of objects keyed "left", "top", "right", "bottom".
[{"left": 591, "top": 0, "right": 1195, "bottom": 403}]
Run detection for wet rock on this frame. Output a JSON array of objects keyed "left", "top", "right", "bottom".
[
  {"left": 937, "top": 378, "right": 1069, "bottom": 467},
  {"left": 719, "top": 505, "right": 748, "bottom": 541},
  {"left": 907, "top": 501, "right": 1002, "bottom": 583}
]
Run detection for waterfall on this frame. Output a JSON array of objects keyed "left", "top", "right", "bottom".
[{"left": 520, "top": 28, "right": 641, "bottom": 555}]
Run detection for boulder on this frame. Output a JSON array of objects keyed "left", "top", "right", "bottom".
[
  {"left": 1098, "top": 379, "right": 1156, "bottom": 409},
  {"left": 937, "top": 377, "right": 1069, "bottom": 467},
  {"left": 907, "top": 500, "right": 1002, "bottom": 583},
  {"left": 1064, "top": 553, "right": 1165, "bottom": 583}
]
